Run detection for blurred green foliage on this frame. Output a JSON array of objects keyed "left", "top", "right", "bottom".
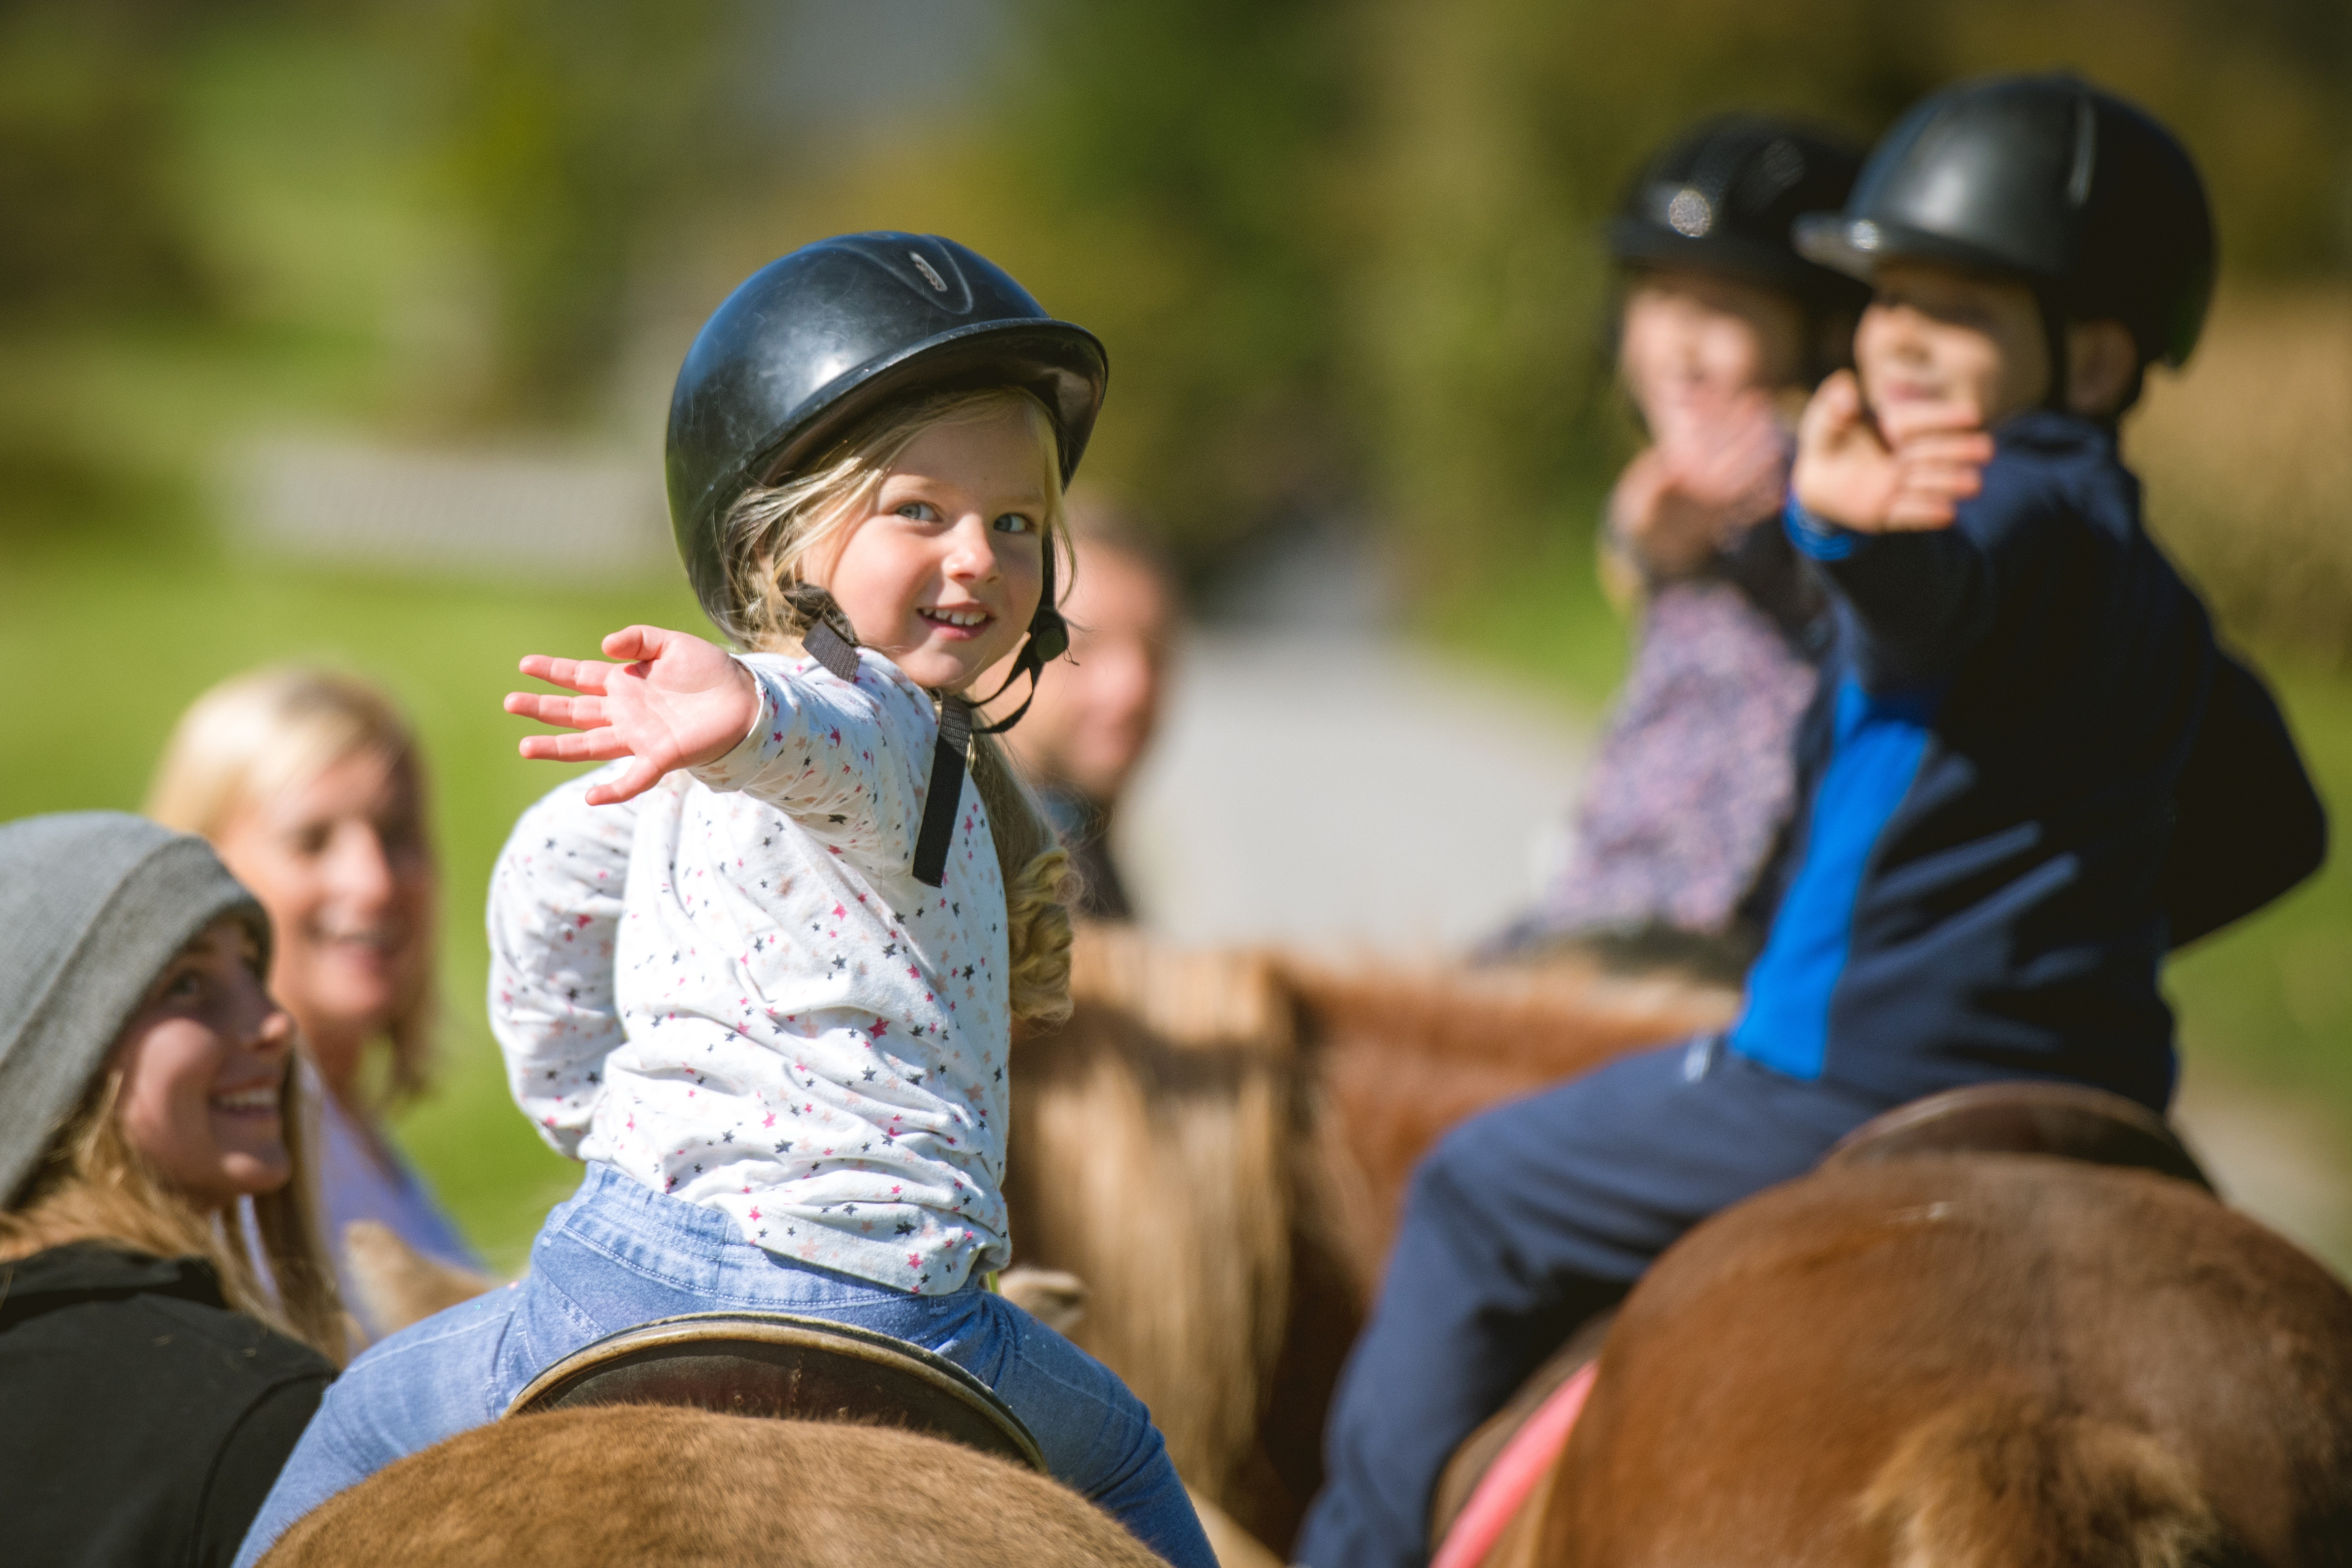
[{"left": 5, "top": 0, "right": 2343, "bottom": 564}]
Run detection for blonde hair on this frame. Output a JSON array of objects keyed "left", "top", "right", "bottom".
[
  {"left": 0, "top": 1060, "right": 346, "bottom": 1363},
  {"left": 146, "top": 667, "right": 438, "bottom": 1107},
  {"left": 718, "top": 386, "right": 1076, "bottom": 1024}
]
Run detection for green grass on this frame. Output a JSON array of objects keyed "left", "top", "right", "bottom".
[
  {"left": 1423, "top": 529, "right": 2352, "bottom": 1141},
  {"left": 2, "top": 546, "right": 704, "bottom": 1270}
]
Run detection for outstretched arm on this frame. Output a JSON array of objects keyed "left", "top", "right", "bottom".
[
  {"left": 506, "top": 620, "right": 930, "bottom": 876},
  {"left": 487, "top": 763, "right": 637, "bottom": 1157}
]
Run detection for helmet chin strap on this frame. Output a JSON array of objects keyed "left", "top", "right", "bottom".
[{"left": 792, "top": 550, "right": 1070, "bottom": 890}]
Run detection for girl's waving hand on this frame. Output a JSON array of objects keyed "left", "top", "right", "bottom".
[{"left": 506, "top": 625, "right": 759, "bottom": 805}]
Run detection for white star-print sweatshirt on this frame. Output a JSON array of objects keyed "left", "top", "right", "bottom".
[{"left": 487, "top": 648, "right": 1014, "bottom": 1295}]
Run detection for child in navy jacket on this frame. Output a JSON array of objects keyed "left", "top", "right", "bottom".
[{"left": 1297, "top": 75, "right": 2326, "bottom": 1568}]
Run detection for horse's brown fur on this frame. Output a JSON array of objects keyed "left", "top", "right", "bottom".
[
  {"left": 1006, "top": 929, "right": 1299, "bottom": 1507},
  {"left": 1531, "top": 1155, "right": 2352, "bottom": 1566},
  {"left": 258, "top": 1406, "right": 1164, "bottom": 1567},
  {"left": 1278, "top": 954, "right": 1738, "bottom": 1293},
  {"left": 1856, "top": 1395, "right": 2234, "bottom": 1568},
  {"left": 1004, "top": 930, "right": 1730, "bottom": 1552}
]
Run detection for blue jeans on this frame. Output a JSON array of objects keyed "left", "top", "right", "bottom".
[
  {"left": 1293, "top": 1038, "right": 1892, "bottom": 1568},
  {"left": 236, "top": 1163, "right": 1214, "bottom": 1568}
]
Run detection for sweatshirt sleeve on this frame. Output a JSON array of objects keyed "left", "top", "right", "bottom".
[
  {"left": 688, "top": 652, "right": 930, "bottom": 876},
  {"left": 1783, "top": 499, "right": 2004, "bottom": 691},
  {"left": 2163, "top": 650, "right": 2329, "bottom": 948},
  {"left": 487, "top": 763, "right": 637, "bottom": 1158}
]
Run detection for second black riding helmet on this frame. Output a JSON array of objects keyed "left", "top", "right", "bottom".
[
  {"left": 1793, "top": 73, "right": 2216, "bottom": 367},
  {"left": 1609, "top": 115, "right": 1870, "bottom": 315}
]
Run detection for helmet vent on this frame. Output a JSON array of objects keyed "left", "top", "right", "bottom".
[
  {"left": 1666, "top": 187, "right": 1714, "bottom": 237},
  {"left": 910, "top": 252, "right": 949, "bottom": 292}
]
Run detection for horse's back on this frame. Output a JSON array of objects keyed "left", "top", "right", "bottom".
[
  {"left": 258, "top": 1405, "right": 1164, "bottom": 1567},
  {"left": 1542, "top": 1155, "right": 2352, "bottom": 1567}
]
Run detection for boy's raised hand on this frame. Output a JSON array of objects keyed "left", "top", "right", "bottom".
[
  {"left": 505, "top": 625, "right": 759, "bottom": 805},
  {"left": 1792, "top": 371, "right": 1995, "bottom": 534}
]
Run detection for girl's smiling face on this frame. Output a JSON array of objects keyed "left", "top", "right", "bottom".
[
  {"left": 817, "top": 402, "right": 1055, "bottom": 693},
  {"left": 110, "top": 917, "right": 296, "bottom": 1209}
]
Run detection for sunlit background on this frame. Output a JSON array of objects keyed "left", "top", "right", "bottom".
[{"left": 4, "top": 0, "right": 2348, "bottom": 1269}]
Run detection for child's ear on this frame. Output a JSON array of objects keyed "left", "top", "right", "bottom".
[{"left": 2064, "top": 320, "right": 2141, "bottom": 419}]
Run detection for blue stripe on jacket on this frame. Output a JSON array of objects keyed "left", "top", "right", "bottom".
[{"left": 1729, "top": 676, "right": 1936, "bottom": 1080}]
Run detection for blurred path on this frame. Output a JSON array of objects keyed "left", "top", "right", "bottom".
[
  {"left": 1118, "top": 631, "right": 1586, "bottom": 954},
  {"left": 1115, "top": 533, "right": 1588, "bottom": 956}
]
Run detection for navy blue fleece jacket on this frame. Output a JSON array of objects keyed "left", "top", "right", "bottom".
[{"left": 1728, "top": 409, "right": 2325, "bottom": 1109}]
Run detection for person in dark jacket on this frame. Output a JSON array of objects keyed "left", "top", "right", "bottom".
[
  {"left": 1296, "top": 75, "right": 2327, "bottom": 1568},
  {"left": 0, "top": 811, "right": 344, "bottom": 1568}
]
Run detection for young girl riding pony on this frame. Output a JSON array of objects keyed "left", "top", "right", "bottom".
[{"left": 237, "top": 235, "right": 1217, "bottom": 1568}]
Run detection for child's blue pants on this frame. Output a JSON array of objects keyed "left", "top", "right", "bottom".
[
  {"left": 236, "top": 1162, "right": 1215, "bottom": 1568},
  {"left": 1292, "top": 1037, "right": 1891, "bottom": 1568}
]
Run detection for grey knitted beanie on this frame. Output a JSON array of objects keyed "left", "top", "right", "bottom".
[{"left": 0, "top": 811, "right": 272, "bottom": 1204}]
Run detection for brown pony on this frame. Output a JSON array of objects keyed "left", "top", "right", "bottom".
[
  {"left": 1479, "top": 1154, "right": 2352, "bottom": 1567},
  {"left": 256, "top": 1406, "right": 1165, "bottom": 1567},
  {"left": 1003, "top": 926, "right": 1736, "bottom": 1553}
]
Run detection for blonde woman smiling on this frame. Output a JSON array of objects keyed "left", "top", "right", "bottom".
[{"left": 149, "top": 667, "right": 479, "bottom": 1325}]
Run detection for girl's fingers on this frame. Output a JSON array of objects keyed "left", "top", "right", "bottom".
[
  {"left": 504, "top": 692, "right": 607, "bottom": 730},
  {"left": 517, "top": 728, "right": 631, "bottom": 764},
  {"left": 517, "top": 655, "right": 613, "bottom": 695},
  {"left": 600, "top": 625, "right": 670, "bottom": 663},
  {"left": 582, "top": 757, "right": 666, "bottom": 807}
]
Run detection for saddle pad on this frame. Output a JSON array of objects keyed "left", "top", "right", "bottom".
[{"left": 1429, "top": 1360, "right": 1598, "bottom": 1568}]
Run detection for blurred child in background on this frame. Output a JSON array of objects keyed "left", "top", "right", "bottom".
[{"left": 1488, "top": 115, "right": 1867, "bottom": 980}]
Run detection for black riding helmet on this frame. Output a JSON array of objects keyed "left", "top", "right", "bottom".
[
  {"left": 664, "top": 233, "right": 1108, "bottom": 887},
  {"left": 666, "top": 231, "right": 1108, "bottom": 631},
  {"left": 1793, "top": 73, "right": 2216, "bottom": 379},
  {"left": 1611, "top": 115, "right": 1871, "bottom": 321}
]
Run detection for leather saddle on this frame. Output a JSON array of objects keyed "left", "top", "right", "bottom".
[
  {"left": 502, "top": 1312, "right": 1045, "bottom": 1473},
  {"left": 1819, "top": 1079, "right": 2216, "bottom": 1193}
]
